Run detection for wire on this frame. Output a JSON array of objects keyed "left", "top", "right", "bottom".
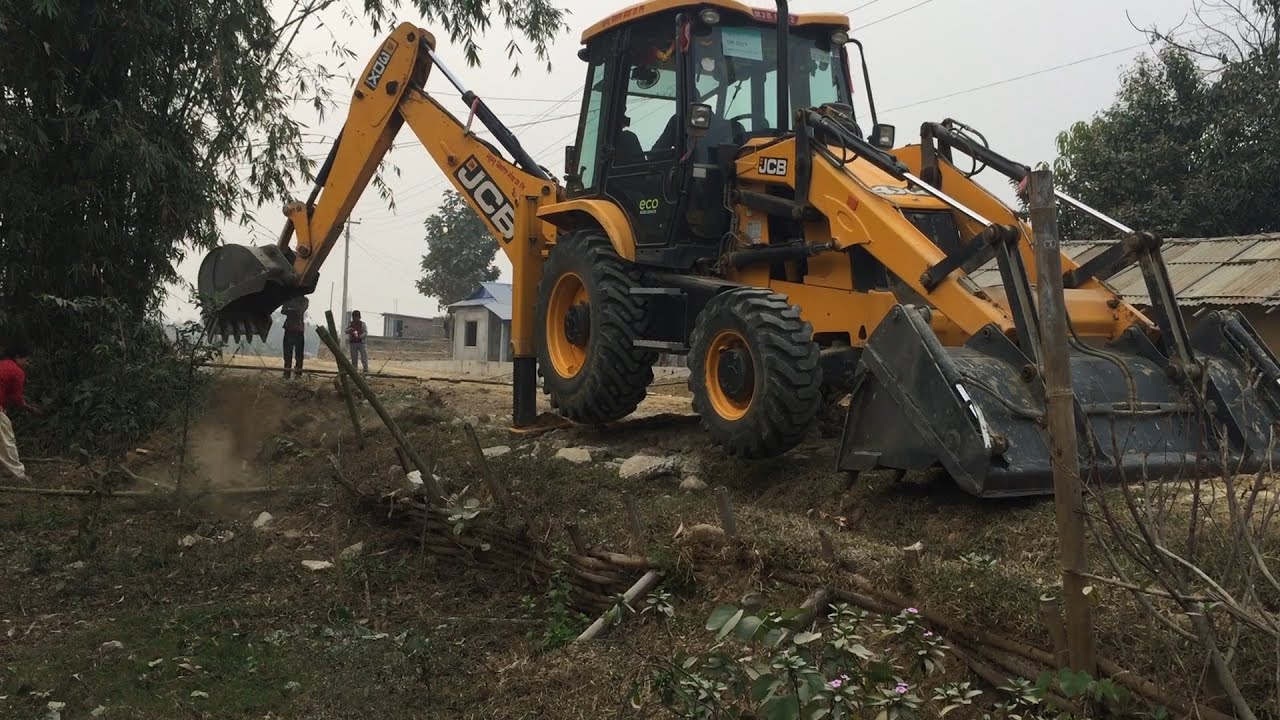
[
  {"left": 855, "top": 0, "right": 939, "bottom": 30},
  {"left": 881, "top": 42, "right": 1151, "bottom": 113},
  {"left": 844, "top": 0, "right": 890, "bottom": 14}
]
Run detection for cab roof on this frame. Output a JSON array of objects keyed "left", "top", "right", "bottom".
[{"left": 580, "top": 0, "right": 850, "bottom": 43}]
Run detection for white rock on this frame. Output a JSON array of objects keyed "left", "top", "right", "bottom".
[
  {"left": 65, "top": 561, "right": 86, "bottom": 571},
  {"left": 301, "top": 560, "right": 334, "bottom": 571},
  {"left": 405, "top": 470, "right": 424, "bottom": 487},
  {"left": 99, "top": 640, "right": 125, "bottom": 653},
  {"left": 555, "top": 447, "right": 592, "bottom": 464},
  {"left": 177, "top": 534, "right": 204, "bottom": 548},
  {"left": 482, "top": 445, "right": 511, "bottom": 458},
  {"left": 253, "top": 511, "right": 274, "bottom": 529},
  {"left": 340, "top": 542, "right": 365, "bottom": 561},
  {"left": 618, "top": 454, "right": 680, "bottom": 481},
  {"left": 679, "top": 476, "right": 708, "bottom": 492}
]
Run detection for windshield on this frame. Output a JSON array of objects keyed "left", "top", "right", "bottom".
[{"left": 691, "top": 23, "right": 851, "bottom": 140}]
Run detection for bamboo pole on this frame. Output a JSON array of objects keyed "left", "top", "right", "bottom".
[
  {"left": 325, "top": 311, "right": 365, "bottom": 446},
  {"left": 575, "top": 570, "right": 663, "bottom": 642},
  {"left": 714, "top": 486, "right": 737, "bottom": 540},
  {"left": 316, "top": 326, "right": 443, "bottom": 500},
  {"left": 1028, "top": 168, "right": 1096, "bottom": 675},
  {"left": 462, "top": 422, "right": 512, "bottom": 510},
  {"left": 624, "top": 496, "right": 646, "bottom": 552}
]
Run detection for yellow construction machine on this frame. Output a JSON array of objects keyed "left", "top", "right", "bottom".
[{"left": 198, "top": 0, "right": 1280, "bottom": 497}]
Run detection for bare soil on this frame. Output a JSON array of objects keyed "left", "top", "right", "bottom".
[{"left": 0, "top": 366, "right": 1269, "bottom": 718}]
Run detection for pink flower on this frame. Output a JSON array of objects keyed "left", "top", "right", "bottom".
[
  {"left": 830, "top": 678, "right": 843, "bottom": 690},
  {"left": 923, "top": 631, "right": 934, "bottom": 638},
  {"left": 895, "top": 683, "right": 909, "bottom": 695},
  {"left": 906, "top": 607, "right": 919, "bottom": 614}
]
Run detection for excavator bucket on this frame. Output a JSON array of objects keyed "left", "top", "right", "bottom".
[
  {"left": 838, "top": 305, "right": 1280, "bottom": 498},
  {"left": 196, "top": 244, "right": 303, "bottom": 342}
]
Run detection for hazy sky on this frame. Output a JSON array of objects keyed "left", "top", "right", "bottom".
[{"left": 163, "top": 0, "right": 1193, "bottom": 330}]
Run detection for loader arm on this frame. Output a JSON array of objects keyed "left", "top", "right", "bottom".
[{"left": 198, "top": 22, "right": 560, "bottom": 425}]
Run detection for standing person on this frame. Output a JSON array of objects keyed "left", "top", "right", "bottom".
[
  {"left": 281, "top": 296, "right": 309, "bottom": 379},
  {"left": 346, "top": 310, "right": 369, "bottom": 374},
  {"left": 0, "top": 342, "right": 40, "bottom": 482}
]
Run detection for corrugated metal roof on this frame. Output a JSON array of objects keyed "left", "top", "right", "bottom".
[
  {"left": 447, "top": 282, "right": 513, "bottom": 321},
  {"left": 964, "top": 234, "right": 1280, "bottom": 308}
]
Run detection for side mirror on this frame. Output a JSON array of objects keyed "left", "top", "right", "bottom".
[
  {"left": 564, "top": 145, "right": 575, "bottom": 174},
  {"left": 687, "top": 103, "right": 713, "bottom": 139},
  {"left": 871, "top": 123, "right": 896, "bottom": 149}
]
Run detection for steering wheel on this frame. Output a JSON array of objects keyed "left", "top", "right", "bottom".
[{"left": 727, "top": 112, "right": 771, "bottom": 134}]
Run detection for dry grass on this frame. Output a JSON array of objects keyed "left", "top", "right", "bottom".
[{"left": 3, "top": 371, "right": 1274, "bottom": 718}]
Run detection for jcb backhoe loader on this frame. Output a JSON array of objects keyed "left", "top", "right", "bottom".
[{"left": 198, "top": 0, "right": 1280, "bottom": 498}]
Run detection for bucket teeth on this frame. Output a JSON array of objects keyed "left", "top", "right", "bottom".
[{"left": 209, "top": 314, "right": 272, "bottom": 344}]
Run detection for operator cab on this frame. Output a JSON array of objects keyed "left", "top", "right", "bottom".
[{"left": 565, "top": 1, "right": 859, "bottom": 269}]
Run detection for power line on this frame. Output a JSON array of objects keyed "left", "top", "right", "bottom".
[
  {"left": 855, "top": 0, "right": 939, "bottom": 30},
  {"left": 844, "top": 0, "right": 890, "bottom": 14}
]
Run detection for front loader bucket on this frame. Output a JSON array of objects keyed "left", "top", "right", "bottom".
[
  {"left": 838, "top": 305, "right": 1280, "bottom": 498},
  {"left": 196, "top": 244, "right": 304, "bottom": 342}
]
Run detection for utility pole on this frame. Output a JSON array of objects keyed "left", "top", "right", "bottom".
[
  {"left": 1028, "top": 168, "right": 1097, "bottom": 675},
  {"left": 341, "top": 219, "right": 361, "bottom": 330}
]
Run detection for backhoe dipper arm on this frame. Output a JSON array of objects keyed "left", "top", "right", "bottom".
[
  {"left": 283, "top": 22, "right": 556, "bottom": 296},
  {"left": 201, "top": 22, "right": 558, "bottom": 426}
]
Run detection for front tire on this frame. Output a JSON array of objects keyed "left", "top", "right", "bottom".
[
  {"left": 534, "top": 230, "right": 656, "bottom": 424},
  {"left": 688, "top": 288, "right": 822, "bottom": 458}
]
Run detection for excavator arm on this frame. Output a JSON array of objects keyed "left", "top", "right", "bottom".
[{"left": 198, "top": 23, "right": 560, "bottom": 424}]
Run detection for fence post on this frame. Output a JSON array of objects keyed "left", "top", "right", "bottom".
[{"left": 1028, "top": 168, "right": 1097, "bottom": 675}]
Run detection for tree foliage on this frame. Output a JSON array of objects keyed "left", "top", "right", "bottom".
[
  {"left": 1053, "top": 0, "right": 1280, "bottom": 240},
  {"left": 0, "top": 0, "right": 567, "bottom": 456},
  {"left": 416, "top": 190, "right": 501, "bottom": 306}
]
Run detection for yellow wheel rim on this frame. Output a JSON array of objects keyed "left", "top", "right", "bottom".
[
  {"left": 705, "top": 329, "right": 753, "bottom": 421},
  {"left": 546, "top": 272, "right": 589, "bottom": 378}
]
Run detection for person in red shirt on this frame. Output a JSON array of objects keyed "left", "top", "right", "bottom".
[
  {"left": 346, "top": 310, "right": 369, "bottom": 374},
  {"left": 0, "top": 341, "right": 40, "bottom": 482}
]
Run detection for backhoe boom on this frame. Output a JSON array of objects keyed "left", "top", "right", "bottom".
[{"left": 198, "top": 22, "right": 559, "bottom": 425}]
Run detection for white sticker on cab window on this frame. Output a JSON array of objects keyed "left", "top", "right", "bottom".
[{"left": 720, "top": 27, "right": 763, "bottom": 61}]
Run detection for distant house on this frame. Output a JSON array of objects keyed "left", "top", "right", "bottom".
[
  {"left": 447, "top": 282, "right": 512, "bottom": 362},
  {"left": 381, "top": 312, "right": 445, "bottom": 339}
]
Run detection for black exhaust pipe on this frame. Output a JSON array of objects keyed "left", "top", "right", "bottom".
[{"left": 775, "top": 0, "right": 789, "bottom": 133}]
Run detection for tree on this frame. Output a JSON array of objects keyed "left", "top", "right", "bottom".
[
  {"left": 0, "top": 0, "right": 566, "bottom": 455},
  {"left": 416, "top": 190, "right": 500, "bottom": 306},
  {"left": 1053, "top": 0, "right": 1280, "bottom": 240}
]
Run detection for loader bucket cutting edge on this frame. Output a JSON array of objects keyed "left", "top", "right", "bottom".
[
  {"left": 837, "top": 305, "right": 1280, "bottom": 498},
  {"left": 196, "top": 244, "right": 305, "bottom": 342}
]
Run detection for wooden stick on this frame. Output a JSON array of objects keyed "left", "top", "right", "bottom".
[
  {"left": 0, "top": 485, "right": 303, "bottom": 498},
  {"left": 325, "top": 311, "right": 365, "bottom": 446},
  {"left": 394, "top": 447, "right": 411, "bottom": 474},
  {"left": 565, "top": 522, "right": 588, "bottom": 555},
  {"left": 199, "top": 362, "right": 421, "bottom": 381},
  {"left": 316, "top": 326, "right": 443, "bottom": 500},
  {"left": 588, "top": 550, "right": 658, "bottom": 569},
  {"left": 1028, "top": 169, "right": 1096, "bottom": 675},
  {"left": 575, "top": 570, "right": 663, "bottom": 642},
  {"left": 463, "top": 422, "right": 512, "bottom": 510},
  {"left": 714, "top": 486, "right": 737, "bottom": 540},
  {"left": 817, "top": 529, "right": 837, "bottom": 565},
  {"left": 624, "top": 496, "right": 646, "bottom": 552},
  {"left": 1039, "top": 594, "right": 1069, "bottom": 669}
]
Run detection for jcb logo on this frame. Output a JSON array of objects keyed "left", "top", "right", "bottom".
[
  {"left": 363, "top": 39, "right": 399, "bottom": 90},
  {"left": 757, "top": 157, "right": 788, "bottom": 176},
  {"left": 455, "top": 157, "right": 516, "bottom": 242},
  {"left": 638, "top": 198, "right": 659, "bottom": 215}
]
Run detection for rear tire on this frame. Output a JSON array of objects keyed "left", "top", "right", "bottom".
[
  {"left": 688, "top": 288, "right": 822, "bottom": 458},
  {"left": 534, "top": 230, "right": 656, "bottom": 424}
]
